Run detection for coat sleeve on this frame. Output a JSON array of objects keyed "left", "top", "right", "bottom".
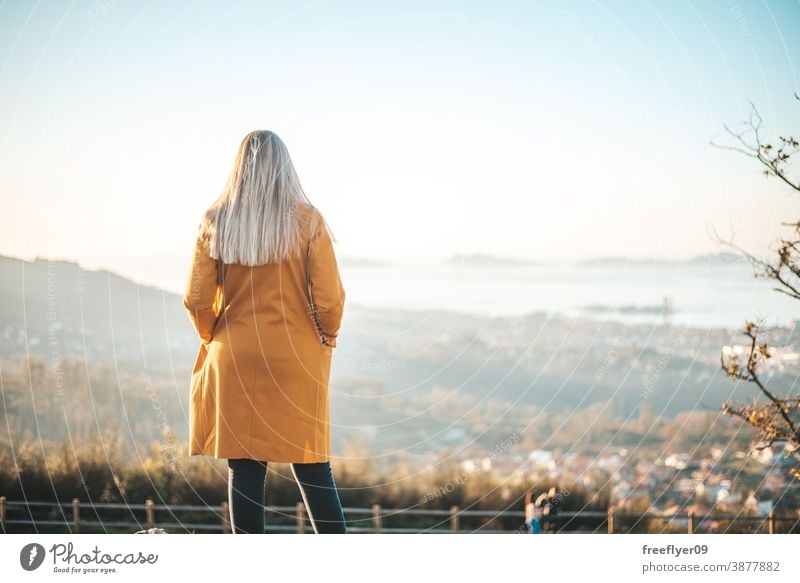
[
  {"left": 182, "top": 231, "right": 219, "bottom": 344},
  {"left": 308, "top": 217, "right": 346, "bottom": 347}
]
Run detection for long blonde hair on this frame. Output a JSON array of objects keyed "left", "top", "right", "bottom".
[{"left": 201, "top": 130, "right": 321, "bottom": 265}]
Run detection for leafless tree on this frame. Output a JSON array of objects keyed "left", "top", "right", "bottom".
[{"left": 711, "top": 93, "right": 800, "bottom": 479}]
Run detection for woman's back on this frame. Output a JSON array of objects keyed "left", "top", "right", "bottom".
[
  {"left": 183, "top": 202, "right": 345, "bottom": 463},
  {"left": 214, "top": 203, "right": 338, "bottom": 345}
]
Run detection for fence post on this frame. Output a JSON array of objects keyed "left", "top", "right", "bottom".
[
  {"left": 607, "top": 506, "right": 615, "bottom": 534},
  {"left": 72, "top": 498, "right": 80, "bottom": 534},
  {"left": 687, "top": 511, "right": 694, "bottom": 534},
  {"left": 145, "top": 499, "right": 155, "bottom": 530},
  {"left": 296, "top": 502, "right": 306, "bottom": 534},
  {"left": 372, "top": 504, "right": 382, "bottom": 533},
  {"left": 450, "top": 506, "right": 460, "bottom": 533},
  {"left": 767, "top": 511, "right": 775, "bottom": 534},
  {"left": 221, "top": 501, "right": 231, "bottom": 533},
  {"left": 0, "top": 496, "right": 6, "bottom": 532}
]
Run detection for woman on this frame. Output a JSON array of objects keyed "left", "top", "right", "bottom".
[{"left": 182, "top": 130, "right": 347, "bottom": 534}]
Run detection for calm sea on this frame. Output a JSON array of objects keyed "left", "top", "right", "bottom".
[
  {"left": 338, "top": 259, "right": 797, "bottom": 329},
  {"left": 86, "top": 254, "right": 797, "bottom": 330}
]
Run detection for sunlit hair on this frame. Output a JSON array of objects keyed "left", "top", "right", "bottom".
[{"left": 201, "top": 130, "right": 326, "bottom": 266}]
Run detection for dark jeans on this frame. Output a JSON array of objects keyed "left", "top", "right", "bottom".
[{"left": 227, "top": 458, "right": 347, "bottom": 534}]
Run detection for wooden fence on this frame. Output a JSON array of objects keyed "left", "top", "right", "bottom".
[{"left": 0, "top": 496, "right": 797, "bottom": 534}]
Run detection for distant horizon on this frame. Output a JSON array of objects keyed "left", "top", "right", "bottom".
[
  {"left": 0, "top": 247, "right": 758, "bottom": 297},
  {"left": 4, "top": 246, "right": 751, "bottom": 269},
  {"left": 1, "top": 245, "right": 793, "bottom": 330}
]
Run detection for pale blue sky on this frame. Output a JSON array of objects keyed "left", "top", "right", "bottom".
[{"left": 1, "top": 0, "right": 799, "bottom": 290}]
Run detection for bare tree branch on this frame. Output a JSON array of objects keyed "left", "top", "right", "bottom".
[{"left": 716, "top": 94, "right": 800, "bottom": 479}]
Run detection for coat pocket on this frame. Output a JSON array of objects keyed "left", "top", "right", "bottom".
[{"left": 189, "top": 344, "right": 209, "bottom": 451}]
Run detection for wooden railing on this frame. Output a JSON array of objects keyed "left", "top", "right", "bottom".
[{"left": 0, "top": 496, "right": 797, "bottom": 534}]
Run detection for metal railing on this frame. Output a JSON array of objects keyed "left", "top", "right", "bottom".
[{"left": 0, "top": 496, "right": 796, "bottom": 534}]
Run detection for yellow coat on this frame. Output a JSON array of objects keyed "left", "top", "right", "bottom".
[{"left": 182, "top": 204, "right": 345, "bottom": 463}]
